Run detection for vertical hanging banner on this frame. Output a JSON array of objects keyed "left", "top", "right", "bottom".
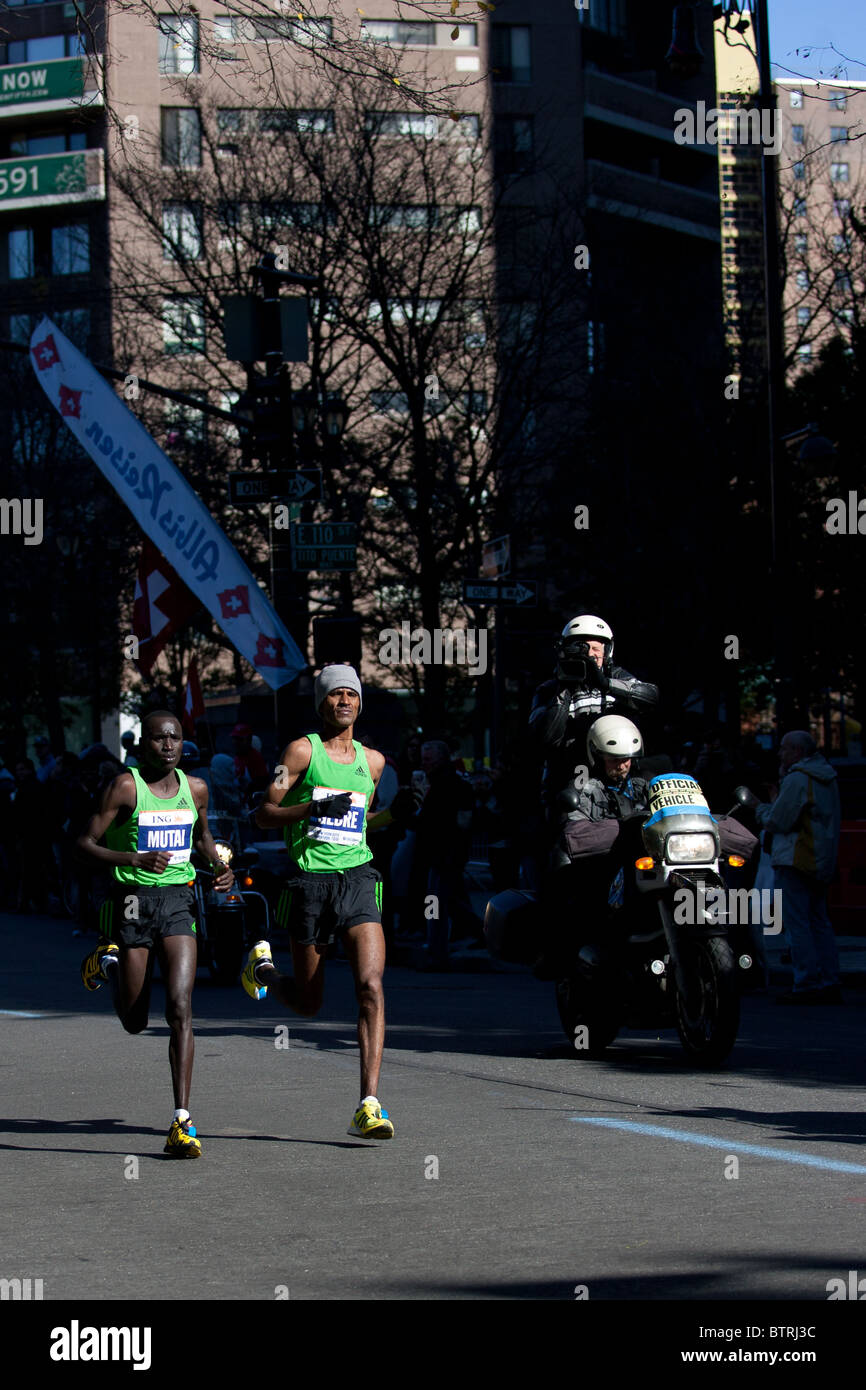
[{"left": 29, "top": 316, "right": 305, "bottom": 690}]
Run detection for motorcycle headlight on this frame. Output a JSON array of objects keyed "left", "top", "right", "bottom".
[
  {"left": 666, "top": 833, "right": 716, "bottom": 864},
  {"left": 213, "top": 841, "right": 234, "bottom": 866}
]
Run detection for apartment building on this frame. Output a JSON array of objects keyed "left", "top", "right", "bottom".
[
  {"left": 1, "top": 2, "right": 727, "bottom": 739},
  {"left": 775, "top": 78, "right": 866, "bottom": 373}
]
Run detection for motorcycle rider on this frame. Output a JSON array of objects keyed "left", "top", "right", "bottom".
[
  {"left": 535, "top": 715, "right": 651, "bottom": 974},
  {"left": 529, "top": 615, "right": 658, "bottom": 827}
]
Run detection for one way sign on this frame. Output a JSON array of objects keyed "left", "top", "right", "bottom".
[
  {"left": 228, "top": 468, "right": 323, "bottom": 505},
  {"left": 462, "top": 579, "right": 538, "bottom": 606}
]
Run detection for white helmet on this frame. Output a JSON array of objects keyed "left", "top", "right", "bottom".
[
  {"left": 587, "top": 715, "right": 643, "bottom": 765},
  {"left": 562, "top": 614, "right": 613, "bottom": 661}
]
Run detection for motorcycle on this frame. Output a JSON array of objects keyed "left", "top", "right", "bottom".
[
  {"left": 193, "top": 837, "right": 271, "bottom": 985},
  {"left": 485, "top": 772, "right": 756, "bottom": 1066}
]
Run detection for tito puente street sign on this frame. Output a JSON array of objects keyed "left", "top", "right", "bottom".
[
  {"left": 462, "top": 579, "right": 538, "bottom": 607},
  {"left": 291, "top": 521, "right": 357, "bottom": 572}
]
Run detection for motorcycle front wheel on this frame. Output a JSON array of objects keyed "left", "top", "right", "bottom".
[
  {"left": 555, "top": 975, "right": 620, "bottom": 1058},
  {"left": 674, "top": 935, "right": 740, "bottom": 1067}
]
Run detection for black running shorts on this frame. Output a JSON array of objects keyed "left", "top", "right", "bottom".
[
  {"left": 98, "top": 883, "right": 197, "bottom": 949},
  {"left": 275, "top": 863, "right": 382, "bottom": 946}
]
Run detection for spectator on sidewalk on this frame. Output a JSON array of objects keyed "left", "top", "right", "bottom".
[
  {"left": 120, "top": 730, "right": 139, "bottom": 767},
  {"left": 746, "top": 731, "right": 842, "bottom": 1005},
  {"left": 33, "top": 734, "right": 57, "bottom": 784}
]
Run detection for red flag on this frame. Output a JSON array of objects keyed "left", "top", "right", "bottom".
[
  {"left": 218, "top": 585, "right": 251, "bottom": 619},
  {"left": 183, "top": 656, "right": 206, "bottom": 736},
  {"left": 254, "top": 633, "right": 286, "bottom": 668},
  {"left": 133, "top": 537, "right": 201, "bottom": 674},
  {"left": 31, "top": 334, "right": 61, "bottom": 370}
]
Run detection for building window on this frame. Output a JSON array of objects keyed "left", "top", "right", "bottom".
[
  {"left": 495, "top": 115, "right": 534, "bottom": 174},
  {"left": 9, "top": 131, "right": 86, "bottom": 156},
  {"left": 463, "top": 390, "right": 487, "bottom": 417},
  {"left": 491, "top": 25, "right": 531, "bottom": 83},
  {"left": 369, "top": 389, "right": 410, "bottom": 415},
  {"left": 830, "top": 162, "right": 849, "bottom": 182},
  {"left": 365, "top": 111, "right": 440, "bottom": 138},
  {"left": 793, "top": 161, "right": 805, "bottom": 180},
  {"left": 165, "top": 395, "right": 206, "bottom": 447},
  {"left": 55, "top": 307, "right": 90, "bottom": 347},
  {"left": 797, "top": 345, "right": 812, "bottom": 362},
  {"left": 161, "top": 108, "right": 201, "bottom": 167},
  {"left": 6, "top": 33, "right": 84, "bottom": 62},
  {"left": 52, "top": 223, "right": 89, "bottom": 274},
  {"left": 162, "top": 296, "right": 205, "bottom": 354},
  {"left": 158, "top": 15, "right": 200, "bottom": 75},
  {"left": 833, "top": 233, "right": 850, "bottom": 252},
  {"left": 793, "top": 197, "right": 807, "bottom": 217},
  {"left": 797, "top": 307, "right": 811, "bottom": 326},
  {"left": 789, "top": 90, "right": 804, "bottom": 108},
  {"left": 361, "top": 20, "right": 433, "bottom": 45},
  {"left": 795, "top": 269, "right": 809, "bottom": 290},
  {"left": 441, "top": 24, "right": 477, "bottom": 47},
  {"left": 162, "top": 203, "right": 202, "bottom": 260},
  {"left": 368, "top": 298, "right": 442, "bottom": 325},
  {"left": 794, "top": 233, "right": 808, "bottom": 253},
  {"left": 577, "top": 0, "right": 627, "bottom": 39},
  {"left": 829, "top": 93, "right": 847, "bottom": 111},
  {"left": 369, "top": 204, "right": 438, "bottom": 231},
  {"left": 835, "top": 270, "right": 852, "bottom": 292},
  {"left": 830, "top": 126, "right": 849, "bottom": 143},
  {"left": 791, "top": 125, "right": 804, "bottom": 144},
  {"left": 834, "top": 198, "right": 850, "bottom": 219},
  {"left": 261, "top": 109, "right": 334, "bottom": 134},
  {"left": 8, "top": 226, "right": 33, "bottom": 280}
]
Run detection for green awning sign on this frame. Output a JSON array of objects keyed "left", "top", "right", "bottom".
[
  {"left": 0, "top": 57, "right": 87, "bottom": 109},
  {"left": 0, "top": 151, "right": 88, "bottom": 204}
]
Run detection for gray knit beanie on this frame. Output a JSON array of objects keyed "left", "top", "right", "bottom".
[{"left": 314, "top": 664, "right": 362, "bottom": 715}]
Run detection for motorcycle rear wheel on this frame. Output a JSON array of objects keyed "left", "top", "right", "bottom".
[
  {"left": 674, "top": 935, "right": 740, "bottom": 1066},
  {"left": 555, "top": 975, "right": 620, "bottom": 1058}
]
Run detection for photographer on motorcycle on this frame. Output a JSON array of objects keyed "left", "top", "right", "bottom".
[
  {"left": 529, "top": 615, "right": 658, "bottom": 827},
  {"left": 535, "top": 715, "right": 650, "bottom": 977}
]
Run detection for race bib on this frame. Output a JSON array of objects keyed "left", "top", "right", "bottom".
[
  {"left": 307, "top": 786, "right": 367, "bottom": 846},
  {"left": 137, "top": 809, "right": 195, "bottom": 864},
  {"left": 647, "top": 774, "right": 710, "bottom": 819}
]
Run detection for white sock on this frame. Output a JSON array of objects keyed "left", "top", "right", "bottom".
[
  {"left": 360, "top": 1094, "right": 378, "bottom": 1107},
  {"left": 173, "top": 1108, "right": 190, "bottom": 1123},
  {"left": 101, "top": 951, "right": 118, "bottom": 972}
]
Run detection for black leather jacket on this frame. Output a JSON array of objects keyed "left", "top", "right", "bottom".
[{"left": 529, "top": 665, "right": 659, "bottom": 814}]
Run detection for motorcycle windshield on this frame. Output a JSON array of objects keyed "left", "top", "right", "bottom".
[{"left": 642, "top": 774, "right": 717, "bottom": 859}]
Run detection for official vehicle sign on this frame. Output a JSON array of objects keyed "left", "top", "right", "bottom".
[
  {"left": 307, "top": 787, "right": 367, "bottom": 846},
  {"left": 137, "top": 809, "right": 195, "bottom": 864},
  {"left": 646, "top": 774, "right": 710, "bottom": 823}
]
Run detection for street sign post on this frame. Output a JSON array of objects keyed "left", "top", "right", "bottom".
[
  {"left": 291, "top": 521, "right": 357, "bottom": 571},
  {"left": 462, "top": 579, "right": 537, "bottom": 606},
  {"left": 480, "top": 534, "right": 511, "bottom": 579},
  {"left": 228, "top": 468, "right": 323, "bottom": 504}
]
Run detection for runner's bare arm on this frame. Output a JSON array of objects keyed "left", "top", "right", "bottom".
[
  {"left": 255, "top": 738, "right": 315, "bottom": 829},
  {"left": 188, "top": 776, "right": 234, "bottom": 890},
  {"left": 76, "top": 773, "right": 171, "bottom": 872},
  {"left": 363, "top": 750, "right": 393, "bottom": 829}
]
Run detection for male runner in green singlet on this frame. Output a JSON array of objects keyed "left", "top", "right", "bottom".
[
  {"left": 241, "top": 664, "right": 395, "bottom": 1139},
  {"left": 77, "top": 710, "right": 234, "bottom": 1158}
]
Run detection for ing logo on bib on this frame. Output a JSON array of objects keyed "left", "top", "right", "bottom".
[{"left": 138, "top": 809, "right": 195, "bottom": 864}]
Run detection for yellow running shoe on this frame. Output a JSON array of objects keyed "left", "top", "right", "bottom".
[
  {"left": 164, "top": 1114, "right": 201, "bottom": 1159},
  {"left": 242, "top": 940, "right": 273, "bottom": 1001},
  {"left": 347, "top": 1100, "right": 394, "bottom": 1140},
  {"left": 80, "top": 941, "right": 119, "bottom": 992}
]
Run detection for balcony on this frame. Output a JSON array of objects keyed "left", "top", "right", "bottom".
[
  {"left": 586, "top": 159, "right": 720, "bottom": 242},
  {"left": 0, "top": 56, "right": 103, "bottom": 120},
  {"left": 584, "top": 70, "right": 716, "bottom": 152},
  {"left": 0, "top": 148, "right": 105, "bottom": 211}
]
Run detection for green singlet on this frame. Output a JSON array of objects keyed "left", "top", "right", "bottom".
[
  {"left": 282, "top": 733, "right": 374, "bottom": 873},
  {"left": 105, "top": 766, "right": 198, "bottom": 885}
]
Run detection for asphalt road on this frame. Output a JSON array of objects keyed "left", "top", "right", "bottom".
[{"left": 2, "top": 912, "right": 865, "bottom": 1303}]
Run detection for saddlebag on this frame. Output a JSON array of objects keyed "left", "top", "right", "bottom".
[{"left": 483, "top": 888, "right": 540, "bottom": 964}]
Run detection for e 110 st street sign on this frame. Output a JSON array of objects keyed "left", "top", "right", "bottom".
[{"left": 291, "top": 521, "right": 357, "bottom": 572}]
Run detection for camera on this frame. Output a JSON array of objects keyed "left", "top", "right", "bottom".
[{"left": 556, "top": 636, "right": 591, "bottom": 684}]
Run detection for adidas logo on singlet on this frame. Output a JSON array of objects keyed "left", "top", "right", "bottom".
[
  {"left": 176, "top": 797, "right": 190, "bottom": 808},
  {"left": 354, "top": 767, "right": 367, "bottom": 777}
]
